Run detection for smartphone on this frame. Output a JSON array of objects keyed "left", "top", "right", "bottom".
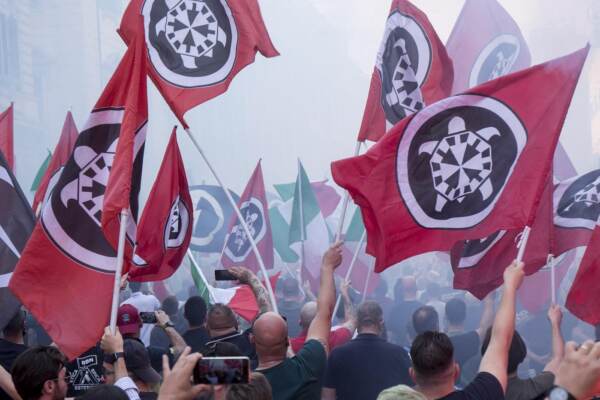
[
  {"left": 139, "top": 312, "right": 157, "bottom": 324},
  {"left": 193, "top": 357, "right": 250, "bottom": 385},
  {"left": 214, "top": 269, "right": 237, "bottom": 281}
]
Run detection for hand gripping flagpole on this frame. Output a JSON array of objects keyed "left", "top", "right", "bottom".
[
  {"left": 185, "top": 128, "right": 278, "bottom": 313},
  {"left": 516, "top": 226, "right": 531, "bottom": 263},
  {"left": 109, "top": 209, "right": 129, "bottom": 335},
  {"left": 335, "top": 141, "right": 362, "bottom": 241},
  {"left": 187, "top": 249, "right": 216, "bottom": 304},
  {"left": 331, "top": 230, "right": 366, "bottom": 322}
]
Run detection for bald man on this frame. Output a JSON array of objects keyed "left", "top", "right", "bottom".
[
  {"left": 253, "top": 242, "right": 343, "bottom": 400},
  {"left": 290, "top": 279, "right": 356, "bottom": 353}
]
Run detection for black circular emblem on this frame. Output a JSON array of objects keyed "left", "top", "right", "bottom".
[
  {"left": 397, "top": 95, "right": 527, "bottom": 229},
  {"left": 164, "top": 195, "right": 190, "bottom": 249},
  {"left": 378, "top": 11, "right": 432, "bottom": 127},
  {"left": 470, "top": 34, "right": 521, "bottom": 87},
  {"left": 224, "top": 198, "right": 265, "bottom": 262},
  {"left": 143, "top": 0, "right": 237, "bottom": 87},
  {"left": 555, "top": 169, "right": 600, "bottom": 229}
]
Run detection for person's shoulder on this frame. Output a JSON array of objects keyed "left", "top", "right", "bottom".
[{"left": 461, "top": 371, "right": 504, "bottom": 399}]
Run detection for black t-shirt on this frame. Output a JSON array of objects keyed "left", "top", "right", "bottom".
[
  {"left": 438, "top": 372, "right": 503, "bottom": 400},
  {"left": 65, "top": 346, "right": 105, "bottom": 397},
  {"left": 0, "top": 339, "right": 27, "bottom": 400},
  {"left": 448, "top": 331, "right": 480, "bottom": 369},
  {"left": 387, "top": 300, "right": 423, "bottom": 345},
  {"left": 140, "top": 392, "right": 159, "bottom": 400},
  {"left": 324, "top": 333, "right": 412, "bottom": 400},
  {"left": 182, "top": 327, "right": 211, "bottom": 353}
]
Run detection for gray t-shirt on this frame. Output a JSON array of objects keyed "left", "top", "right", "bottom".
[{"left": 505, "top": 371, "right": 555, "bottom": 400}]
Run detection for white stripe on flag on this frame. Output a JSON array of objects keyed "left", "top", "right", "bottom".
[
  {"left": 0, "top": 272, "right": 12, "bottom": 288},
  {"left": 0, "top": 225, "right": 20, "bottom": 259}
]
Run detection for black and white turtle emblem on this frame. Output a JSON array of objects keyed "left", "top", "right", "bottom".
[
  {"left": 469, "top": 34, "right": 521, "bottom": 88},
  {"left": 143, "top": 0, "right": 237, "bottom": 87},
  {"left": 378, "top": 11, "right": 431, "bottom": 128},
  {"left": 555, "top": 170, "right": 600, "bottom": 230},
  {"left": 164, "top": 195, "right": 190, "bottom": 249},
  {"left": 41, "top": 109, "right": 146, "bottom": 272},
  {"left": 397, "top": 94, "right": 527, "bottom": 229},
  {"left": 224, "top": 197, "right": 265, "bottom": 262}
]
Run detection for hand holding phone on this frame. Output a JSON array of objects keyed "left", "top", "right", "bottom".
[
  {"left": 193, "top": 357, "right": 250, "bottom": 385},
  {"left": 139, "top": 312, "right": 158, "bottom": 324}
]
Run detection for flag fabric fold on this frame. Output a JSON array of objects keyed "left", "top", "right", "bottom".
[
  {"left": 119, "top": 0, "right": 279, "bottom": 127},
  {"left": 332, "top": 46, "right": 589, "bottom": 272},
  {"left": 357, "top": 0, "right": 453, "bottom": 142},
  {"left": 130, "top": 128, "right": 193, "bottom": 282},
  {"left": 0, "top": 103, "right": 14, "bottom": 170}
]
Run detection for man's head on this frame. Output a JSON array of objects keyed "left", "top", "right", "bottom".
[
  {"left": 412, "top": 306, "right": 439, "bottom": 335},
  {"left": 402, "top": 276, "right": 418, "bottom": 301},
  {"left": 123, "top": 339, "right": 161, "bottom": 388},
  {"left": 117, "top": 304, "right": 142, "bottom": 338},
  {"left": 409, "top": 332, "right": 458, "bottom": 387},
  {"left": 280, "top": 277, "right": 300, "bottom": 300},
  {"left": 481, "top": 328, "right": 526, "bottom": 374},
  {"left": 12, "top": 346, "right": 68, "bottom": 400},
  {"left": 299, "top": 301, "right": 317, "bottom": 331},
  {"left": 3, "top": 308, "right": 26, "bottom": 342},
  {"left": 251, "top": 312, "right": 288, "bottom": 361},
  {"left": 78, "top": 385, "right": 128, "bottom": 400},
  {"left": 445, "top": 298, "right": 466, "bottom": 328},
  {"left": 129, "top": 281, "right": 142, "bottom": 293},
  {"left": 357, "top": 301, "right": 384, "bottom": 335},
  {"left": 161, "top": 296, "right": 179, "bottom": 318},
  {"left": 184, "top": 296, "right": 208, "bottom": 328},
  {"left": 207, "top": 304, "right": 238, "bottom": 337}
]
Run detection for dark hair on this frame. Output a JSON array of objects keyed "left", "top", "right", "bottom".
[
  {"left": 129, "top": 281, "right": 142, "bottom": 293},
  {"left": 12, "top": 346, "right": 67, "bottom": 400},
  {"left": 412, "top": 306, "right": 439, "bottom": 334},
  {"left": 226, "top": 372, "right": 273, "bottom": 400},
  {"left": 3, "top": 308, "right": 25, "bottom": 337},
  {"left": 357, "top": 301, "right": 383, "bottom": 331},
  {"left": 161, "top": 296, "right": 179, "bottom": 317},
  {"left": 410, "top": 332, "right": 454, "bottom": 379},
  {"left": 207, "top": 304, "right": 238, "bottom": 331},
  {"left": 203, "top": 341, "right": 243, "bottom": 357},
  {"left": 445, "top": 298, "right": 466, "bottom": 325},
  {"left": 184, "top": 296, "right": 208, "bottom": 326},
  {"left": 481, "top": 328, "right": 527, "bottom": 374},
  {"left": 76, "top": 385, "right": 129, "bottom": 400}
]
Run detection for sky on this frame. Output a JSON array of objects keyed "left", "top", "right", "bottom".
[{"left": 7, "top": 0, "right": 600, "bottom": 205}]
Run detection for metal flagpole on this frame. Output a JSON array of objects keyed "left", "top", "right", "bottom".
[
  {"left": 184, "top": 128, "right": 278, "bottom": 313},
  {"left": 361, "top": 260, "right": 374, "bottom": 303},
  {"left": 515, "top": 226, "right": 531, "bottom": 263},
  {"left": 109, "top": 209, "right": 129, "bottom": 334},
  {"left": 335, "top": 141, "right": 362, "bottom": 241},
  {"left": 187, "top": 249, "right": 216, "bottom": 303},
  {"left": 332, "top": 231, "right": 366, "bottom": 322},
  {"left": 549, "top": 254, "right": 557, "bottom": 304}
]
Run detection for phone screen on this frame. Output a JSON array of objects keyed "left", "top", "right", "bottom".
[
  {"left": 214, "top": 269, "right": 237, "bottom": 281},
  {"left": 193, "top": 357, "right": 250, "bottom": 385},
  {"left": 139, "top": 312, "right": 157, "bottom": 324}
]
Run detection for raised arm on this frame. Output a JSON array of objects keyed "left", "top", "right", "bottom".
[
  {"left": 306, "top": 242, "right": 343, "bottom": 355},
  {"left": 230, "top": 266, "right": 273, "bottom": 314},
  {"left": 340, "top": 280, "right": 356, "bottom": 333},
  {"left": 156, "top": 310, "right": 187, "bottom": 357},
  {"left": 0, "top": 364, "right": 21, "bottom": 400},
  {"left": 476, "top": 292, "right": 495, "bottom": 339},
  {"left": 479, "top": 260, "right": 524, "bottom": 393},
  {"left": 543, "top": 304, "right": 565, "bottom": 374}
]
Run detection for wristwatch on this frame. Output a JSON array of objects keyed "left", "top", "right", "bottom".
[
  {"left": 161, "top": 321, "right": 175, "bottom": 329},
  {"left": 548, "top": 386, "right": 576, "bottom": 400},
  {"left": 107, "top": 352, "right": 125, "bottom": 364}
]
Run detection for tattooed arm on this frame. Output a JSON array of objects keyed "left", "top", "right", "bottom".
[{"left": 229, "top": 267, "right": 273, "bottom": 314}]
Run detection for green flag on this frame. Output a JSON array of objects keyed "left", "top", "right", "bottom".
[
  {"left": 345, "top": 207, "right": 365, "bottom": 242},
  {"left": 273, "top": 182, "right": 295, "bottom": 202},
  {"left": 289, "top": 162, "right": 324, "bottom": 244},
  {"left": 189, "top": 254, "right": 211, "bottom": 304},
  {"left": 269, "top": 205, "right": 299, "bottom": 263},
  {"left": 30, "top": 150, "right": 52, "bottom": 192}
]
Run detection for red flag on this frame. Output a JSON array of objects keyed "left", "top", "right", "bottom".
[
  {"left": 0, "top": 103, "right": 14, "bottom": 170},
  {"left": 221, "top": 161, "right": 273, "bottom": 273},
  {"left": 9, "top": 35, "right": 148, "bottom": 359},
  {"left": 129, "top": 128, "right": 192, "bottom": 282},
  {"left": 451, "top": 176, "right": 553, "bottom": 299},
  {"left": 357, "top": 0, "right": 453, "bottom": 142},
  {"left": 32, "top": 112, "right": 79, "bottom": 215},
  {"left": 332, "top": 46, "right": 588, "bottom": 272},
  {"left": 566, "top": 223, "right": 600, "bottom": 324},
  {"left": 119, "top": 0, "right": 279, "bottom": 127},
  {"left": 446, "top": 0, "right": 530, "bottom": 94}
]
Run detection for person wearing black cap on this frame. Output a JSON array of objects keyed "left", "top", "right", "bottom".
[
  {"left": 121, "top": 339, "right": 161, "bottom": 400},
  {"left": 480, "top": 304, "right": 564, "bottom": 400}
]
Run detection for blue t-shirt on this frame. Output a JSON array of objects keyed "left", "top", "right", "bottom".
[{"left": 324, "top": 333, "right": 412, "bottom": 400}]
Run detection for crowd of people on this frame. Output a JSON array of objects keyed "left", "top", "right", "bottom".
[{"left": 1, "top": 242, "right": 600, "bottom": 400}]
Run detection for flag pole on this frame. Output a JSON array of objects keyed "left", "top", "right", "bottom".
[
  {"left": 516, "top": 226, "right": 531, "bottom": 263},
  {"left": 184, "top": 128, "right": 278, "bottom": 313},
  {"left": 335, "top": 141, "right": 362, "bottom": 241},
  {"left": 361, "top": 260, "right": 374, "bottom": 303},
  {"left": 548, "top": 254, "right": 557, "bottom": 304},
  {"left": 187, "top": 249, "right": 216, "bottom": 303},
  {"left": 331, "top": 230, "right": 366, "bottom": 322},
  {"left": 109, "top": 209, "right": 129, "bottom": 335},
  {"left": 297, "top": 160, "right": 306, "bottom": 283}
]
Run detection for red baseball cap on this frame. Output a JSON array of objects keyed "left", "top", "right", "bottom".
[{"left": 117, "top": 304, "right": 141, "bottom": 335}]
